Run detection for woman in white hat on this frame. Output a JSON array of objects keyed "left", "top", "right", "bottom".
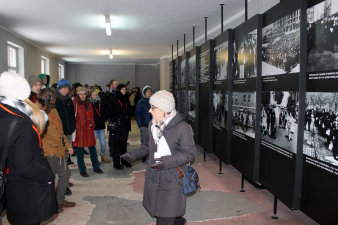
[
  {"left": 0, "top": 72, "right": 57, "bottom": 225},
  {"left": 121, "top": 90, "right": 195, "bottom": 225}
]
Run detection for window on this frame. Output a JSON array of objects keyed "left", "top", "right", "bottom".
[
  {"left": 7, "top": 42, "right": 24, "bottom": 76},
  {"left": 41, "top": 56, "right": 50, "bottom": 74},
  {"left": 8, "top": 44, "right": 18, "bottom": 73},
  {"left": 58, "top": 64, "right": 65, "bottom": 80}
]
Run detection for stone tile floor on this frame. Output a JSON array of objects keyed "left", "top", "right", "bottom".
[{"left": 2, "top": 120, "right": 319, "bottom": 225}]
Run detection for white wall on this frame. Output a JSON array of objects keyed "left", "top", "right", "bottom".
[
  {"left": 0, "top": 26, "right": 66, "bottom": 84},
  {"left": 66, "top": 63, "right": 160, "bottom": 91}
]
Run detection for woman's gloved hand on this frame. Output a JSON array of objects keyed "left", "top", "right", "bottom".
[
  {"left": 120, "top": 153, "right": 134, "bottom": 164},
  {"left": 150, "top": 158, "right": 164, "bottom": 170}
]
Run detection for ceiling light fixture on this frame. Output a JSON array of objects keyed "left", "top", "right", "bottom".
[{"left": 105, "top": 15, "right": 112, "bottom": 36}]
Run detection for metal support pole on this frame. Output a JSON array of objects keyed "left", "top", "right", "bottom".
[
  {"left": 218, "top": 159, "right": 223, "bottom": 174},
  {"left": 220, "top": 4, "right": 224, "bottom": 32},
  {"left": 171, "top": 45, "right": 173, "bottom": 61},
  {"left": 245, "top": 0, "right": 248, "bottom": 21},
  {"left": 204, "top": 17, "right": 208, "bottom": 42},
  {"left": 176, "top": 40, "right": 179, "bottom": 58},
  {"left": 240, "top": 174, "right": 245, "bottom": 192},
  {"left": 184, "top": 33, "right": 186, "bottom": 53},
  {"left": 193, "top": 26, "right": 195, "bottom": 48},
  {"left": 271, "top": 195, "right": 279, "bottom": 219}
]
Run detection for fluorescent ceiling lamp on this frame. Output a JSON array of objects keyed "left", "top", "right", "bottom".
[{"left": 105, "top": 15, "right": 111, "bottom": 36}]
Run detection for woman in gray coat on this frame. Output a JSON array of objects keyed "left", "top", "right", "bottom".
[{"left": 121, "top": 90, "right": 195, "bottom": 225}]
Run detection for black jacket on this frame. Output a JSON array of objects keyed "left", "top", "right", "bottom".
[
  {"left": 0, "top": 103, "right": 56, "bottom": 225},
  {"left": 104, "top": 91, "right": 131, "bottom": 132},
  {"left": 92, "top": 100, "right": 106, "bottom": 130},
  {"left": 55, "top": 92, "right": 76, "bottom": 135}
]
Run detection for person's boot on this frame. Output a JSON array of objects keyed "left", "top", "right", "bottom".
[{"left": 101, "top": 155, "right": 111, "bottom": 163}]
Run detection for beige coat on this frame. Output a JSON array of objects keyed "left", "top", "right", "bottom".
[{"left": 42, "top": 108, "right": 71, "bottom": 158}]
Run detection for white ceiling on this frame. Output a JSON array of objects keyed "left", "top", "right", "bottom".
[{"left": 0, "top": 0, "right": 247, "bottom": 64}]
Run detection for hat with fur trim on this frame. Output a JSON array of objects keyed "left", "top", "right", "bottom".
[
  {"left": 149, "top": 90, "right": 175, "bottom": 113},
  {"left": 0, "top": 72, "right": 31, "bottom": 100}
]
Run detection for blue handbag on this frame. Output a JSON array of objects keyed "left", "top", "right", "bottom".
[{"left": 176, "top": 165, "right": 201, "bottom": 195}]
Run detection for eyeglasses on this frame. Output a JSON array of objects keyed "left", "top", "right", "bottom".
[{"left": 150, "top": 105, "right": 157, "bottom": 111}]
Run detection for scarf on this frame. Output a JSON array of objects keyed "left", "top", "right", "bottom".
[{"left": 151, "top": 110, "right": 176, "bottom": 144}]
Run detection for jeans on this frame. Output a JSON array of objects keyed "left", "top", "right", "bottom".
[
  {"left": 94, "top": 129, "right": 106, "bottom": 155},
  {"left": 75, "top": 146, "right": 100, "bottom": 173}
]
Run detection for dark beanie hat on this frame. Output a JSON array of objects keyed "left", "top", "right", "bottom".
[{"left": 116, "top": 83, "right": 126, "bottom": 92}]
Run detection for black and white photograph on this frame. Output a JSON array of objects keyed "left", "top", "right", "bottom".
[
  {"left": 261, "top": 91, "right": 299, "bottom": 154},
  {"left": 189, "top": 55, "right": 196, "bottom": 86},
  {"left": 262, "top": 10, "right": 300, "bottom": 76},
  {"left": 232, "top": 92, "right": 256, "bottom": 138},
  {"left": 307, "top": 0, "right": 338, "bottom": 72},
  {"left": 233, "top": 29, "right": 257, "bottom": 79},
  {"left": 181, "top": 59, "right": 186, "bottom": 87},
  {"left": 213, "top": 41, "right": 228, "bottom": 81},
  {"left": 188, "top": 90, "right": 196, "bottom": 120},
  {"left": 303, "top": 92, "right": 338, "bottom": 166},
  {"left": 213, "top": 91, "right": 228, "bottom": 129}
]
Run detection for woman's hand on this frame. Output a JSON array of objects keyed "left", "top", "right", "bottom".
[
  {"left": 120, "top": 153, "right": 133, "bottom": 164},
  {"left": 67, "top": 148, "right": 74, "bottom": 155},
  {"left": 150, "top": 158, "right": 164, "bottom": 170}
]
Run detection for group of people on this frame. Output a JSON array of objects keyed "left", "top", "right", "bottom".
[
  {"left": 0, "top": 71, "right": 196, "bottom": 225},
  {"left": 306, "top": 108, "right": 338, "bottom": 160}
]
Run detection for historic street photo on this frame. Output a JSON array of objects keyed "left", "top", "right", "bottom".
[
  {"left": 188, "top": 90, "right": 196, "bottom": 119},
  {"left": 213, "top": 41, "right": 228, "bottom": 81},
  {"left": 232, "top": 92, "right": 256, "bottom": 138},
  {"left": 303, "top": 92, "right": 338, "bottom": 166},
  {"left": 181, "top": 59, "right": 186, "bottom": 86},
  {"left": 261, "top": 91, "right": 299, "bottom": 154},
  {"left": 307, "top": 0, "right": 338, "bottom": 72},
  {"left": 262, "top": 10, "right": 300, "bottom": 76},
  {"left": 213, "top": 91, "right": 228, "bottom": 129},
  {"left": 233, "top": 29, "right": 257, "bottom": 79},
  {"left": 189, "top": 55, "right": 196, "bottom": 86}
]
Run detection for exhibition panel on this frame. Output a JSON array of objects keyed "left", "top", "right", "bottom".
[
  {"left": 301, "top": 0, "right": 338, "bottom": 224},
  {"left": 231, "top": 15, "right": 262, "bottom": 182}
]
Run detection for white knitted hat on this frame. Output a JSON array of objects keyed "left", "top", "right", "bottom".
[
  {"left": 0, "top": 72, "right": 31, "bottom": 100},
  {"left": 149, "top": 90, "right": 175, "bottom": 113}
]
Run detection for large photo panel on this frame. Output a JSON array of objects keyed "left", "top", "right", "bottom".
[
  {"left": 262, "top": 0, "right": 301, "bottom": 90},
  {"left": 301, "top": 1, "right": 338, "bottom": 225}
]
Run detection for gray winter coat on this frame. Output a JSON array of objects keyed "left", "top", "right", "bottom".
[{"left": 128, "top": 112, "right": 195, "bottom": 217}]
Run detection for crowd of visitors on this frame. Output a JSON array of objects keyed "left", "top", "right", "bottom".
[{"left": 0, "top": 72, "right": 162, "bottom": 224}]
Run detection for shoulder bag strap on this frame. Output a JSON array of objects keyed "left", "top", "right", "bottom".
[{"left": 0, "top": 118, "right": 18, "bottom": 172}]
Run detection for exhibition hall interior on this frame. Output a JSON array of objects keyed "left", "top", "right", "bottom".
[{"left": 0, "top": 0, "right": 337, "bottom": 224}]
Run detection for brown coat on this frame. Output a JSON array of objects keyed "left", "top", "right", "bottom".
[
  {"left": 128, "top": 112, "right": 195, "bottom": 217},
  {"left": 42, "top": 108, "right": 71, "bottom": 158}
]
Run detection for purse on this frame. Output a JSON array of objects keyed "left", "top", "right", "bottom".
[
  {"left": 0, "top": 118, "right": 18, "bottom": 212},
  {"left": 107, "top": 119, "right": 120, "bottom": 134},
  {"left": 176, "top": 165, "right": 201, "bottom": 195}
]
